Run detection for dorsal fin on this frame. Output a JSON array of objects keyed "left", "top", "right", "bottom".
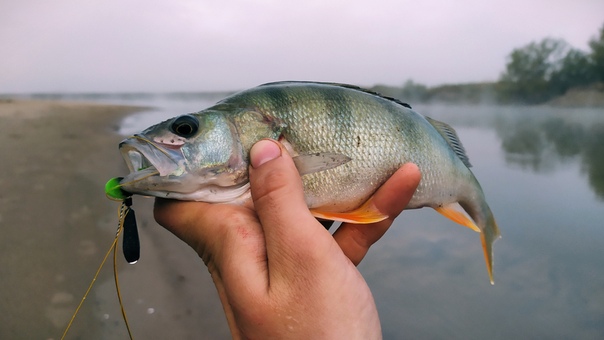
[{"left": 425, "top": 116, "right": 472, "bottom": 168}]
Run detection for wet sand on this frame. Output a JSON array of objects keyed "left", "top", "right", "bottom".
[{"left": 0, "top": 100, "right": 229, "bottom": 339}]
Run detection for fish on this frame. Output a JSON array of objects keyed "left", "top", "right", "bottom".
[{"left": 117, "top": 81, "right": 501, "bottom": 283}]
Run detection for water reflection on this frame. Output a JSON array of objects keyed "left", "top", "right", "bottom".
[
  {"left": 494, "top": 112, "right": 604, "bottom": 199},
  {"left": 582, "top": 124, "right": 604, "bottom": 199}
]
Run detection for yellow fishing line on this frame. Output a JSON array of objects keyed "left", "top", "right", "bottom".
[
  {"left": 61, "top": 201, "right": 134, "bottom": 340},
  {"left": 114, "top": 214, "right": 134, "bottom": 339}
]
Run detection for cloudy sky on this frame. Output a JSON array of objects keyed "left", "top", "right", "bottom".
[{"left": 1, "top": 0, "right": 603, "bottom": 93}]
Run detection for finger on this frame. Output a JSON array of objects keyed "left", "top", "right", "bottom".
[
  {"left": 333, "top": 163, "right": 421, "bottom": 265},
  {"left": 248, "top": 140, "right": 333, "bottom": 277},
  {"left": 153, "top": 198, "right": 269, "bottom": 293},
  {"left": 154, "top": 198, "right": 235, "bottom": 255},
  {"left": 154, "top": 198, "right": 209, "bottom": 250}
]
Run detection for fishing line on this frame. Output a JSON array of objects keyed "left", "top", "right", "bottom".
[
  {"left": 61, "top": 196, "right": 137, "bottom": 340},
  {"left": 114, "top": 199, "right": 135, "bottom": 339}
]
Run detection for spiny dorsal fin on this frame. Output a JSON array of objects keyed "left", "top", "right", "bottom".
[{"left": 426, "top": 116, "right": 472, "bottom": 168}]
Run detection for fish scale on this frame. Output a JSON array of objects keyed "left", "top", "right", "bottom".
[
  {"left": 116, "top": 81, "right": 500, "bottom": 283},
  {"left": 249, "top": 85, "right": 437, "bottom": 211}
]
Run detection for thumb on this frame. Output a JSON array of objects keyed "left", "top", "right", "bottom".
[
  {"left": 248, "top": 139, "right": 332, "bottom": 273},
  {"left": 248, "top": 139, "right": 319, "bottom": 236}
]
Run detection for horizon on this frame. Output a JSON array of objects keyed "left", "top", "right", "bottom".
[{"left": 2, "top": 79, "right": 500, "bottom": 96}]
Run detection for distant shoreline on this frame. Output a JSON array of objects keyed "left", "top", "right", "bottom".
[
  {"left": 371, "top": 82, "right": 604, "bottom": 108},
  {"left": 3, "top": 82, "right": 604, "bottom": 113},
  {"left": 545, "top": 84, "right": 604, "bottom": 108}
]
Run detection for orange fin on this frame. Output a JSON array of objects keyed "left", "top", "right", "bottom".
[
  {"left": 434, "top": 203, "right": 480, "bottom": 232},
  {"left": 310, "top": 197, "right": 388, "bottom": 224},
  {"left": 481, "top": 232, "right": 495, "bottom": 285},
  {"left": 481, "top": 208, "right": 500, "bottom": 285}
]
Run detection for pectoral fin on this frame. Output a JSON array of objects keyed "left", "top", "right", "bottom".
[
  {"left": 293, "top": 153, "right": 352, "bottom": 176},
  {"left": 310, "top": 196, "right": 388, "bottom": 224},
  {"left": 434, "top": 203, "right": 480, "bottom": 232}
]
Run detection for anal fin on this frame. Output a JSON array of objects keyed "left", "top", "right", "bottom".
[
  {"left": 434, "top": 203, "right": 480, "bottom": 232},
  {"left": 310, "top": 196, "right": 388, "bottom": 224}
]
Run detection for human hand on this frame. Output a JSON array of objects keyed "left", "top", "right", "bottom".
[{"left": 154, "top": 139, "right": 421, "bottom": 339}]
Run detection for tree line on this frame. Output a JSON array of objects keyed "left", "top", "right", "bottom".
[
  {"left": 375, "top": 23, "right": 604, "bottom": 105},
  {"left": 498, "top": 23, "right": 604, "bottom": 104}
]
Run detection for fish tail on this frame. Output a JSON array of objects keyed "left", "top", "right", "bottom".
[
  {"left": 479, "top": 204, "right": 500, "bottom": 285},
  {"left": 455, "top": 195, "right": 500, "bottom": 284}
]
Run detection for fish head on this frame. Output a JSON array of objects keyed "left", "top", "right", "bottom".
[{"left": 118, "top": 110, "right": 251, "bottom": 202}]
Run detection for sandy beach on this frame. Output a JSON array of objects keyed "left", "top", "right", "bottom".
[{"left": 0, "top": 100, "right": 230, "bottom": 339}]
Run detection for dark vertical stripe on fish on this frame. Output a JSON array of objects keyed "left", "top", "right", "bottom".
[{"left": 261, "top": 86, "right": 294, "bottom": 115}]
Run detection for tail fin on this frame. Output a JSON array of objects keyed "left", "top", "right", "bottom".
[
  {"left": 455, "top": 196, "right": 501, "bottom": 284},
  {"left": 480, "top": 206, "right": 501, "bottom": 284}
]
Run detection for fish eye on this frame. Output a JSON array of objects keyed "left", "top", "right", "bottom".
[{"left": 170, "top": 115, "right": 199, "bottom": 138}]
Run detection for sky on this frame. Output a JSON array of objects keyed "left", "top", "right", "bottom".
[{"left": 1, "top": 0, "right": 603, "bottom": 93}]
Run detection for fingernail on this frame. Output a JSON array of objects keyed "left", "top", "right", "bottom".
[{"left": 250, "top": 139, "right": 282, "bottom": 168}]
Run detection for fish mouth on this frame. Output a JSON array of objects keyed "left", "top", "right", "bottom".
[
  {"left": 117, "top": 134, "right": 251, "bottom": 202},
  {"left": 119, "top": 135, "right": 183, "bottom": 185}
]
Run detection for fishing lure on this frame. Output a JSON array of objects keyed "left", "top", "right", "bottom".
[
  {"left": 60, "top": 177, "right": 139, "bottom": 340},
  {"left": 106, "top": 177, "right": 141, "bottom": 264}
]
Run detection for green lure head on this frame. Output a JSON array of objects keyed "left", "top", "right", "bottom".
[
  {"left": 105, "top": 177, "right": 131, "bottom": 200},
  {"left": 105, "top": 176, "right": 139, "bottom": 264}
]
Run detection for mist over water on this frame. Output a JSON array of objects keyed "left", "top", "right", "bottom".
[
  {"left": 111, "top": 93, "right": 231, "bottom": 135},
  {"left": 11, "top": 92, "right": 231, "bottom": 136}
]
